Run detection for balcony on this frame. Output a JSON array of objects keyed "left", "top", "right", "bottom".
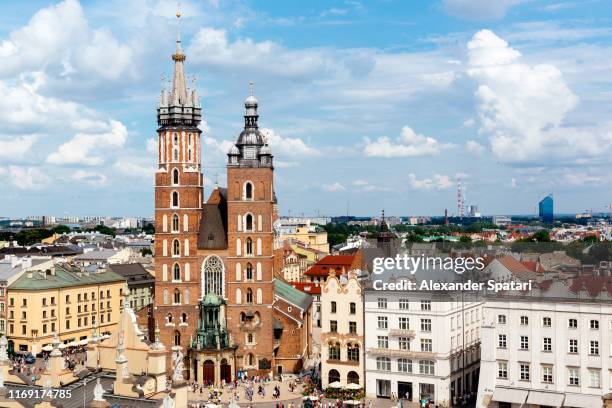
[
  {"left": 367, "top": 348, "right": 436, "bottom": 359},
  {"left": 389, "top": 329, "right": 415, "bottom": 338}
]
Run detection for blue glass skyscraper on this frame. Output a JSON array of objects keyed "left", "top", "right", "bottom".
[{"left": 539, "top": 194, "right": 554, "bottom": 223}]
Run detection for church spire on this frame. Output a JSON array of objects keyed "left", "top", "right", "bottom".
[{"left": 170, "top": 8, "right": 188, "bottom": 106}]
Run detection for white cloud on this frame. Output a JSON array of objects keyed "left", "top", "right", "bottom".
[
  {"left": 443, "top": 0, "right": 525, "bottom": 20},
  {"left": 71, "top": 170, "right": 107, "bottom": 187},
  {"left": 146, "top": 138, "right": 158, "bottom": 154},
  {"left": 563, "top": 172, "right": 606, "bottom": 186},
  {"left": 323, "top": 182, "right": 346, "bottom": 192},
  {"left": 363, "top": 126, "right": 453, "bottom": 158},
  {"left": 0, "top": 135, "right": 37, "bottom": 159},
  {"left": 112, "top": 158, "right": 156, "bottom": 180},
  {"left": 408, "top": 173, "right": 454, "bottom": 190},
  {"left": 261, "top": 128, "right": 319, "bottom": 157},
  {"left": 4, "top": 166, "right": 50, "bottom": 190},
  {"left": 510, "top": 178, "right": 518, "bottom": 188},
  {"left": 465, "top": 140, "right": 485, "bottom": 155},
  {"left": 47, "top": 120, "right": 128, "bottom": 165}
]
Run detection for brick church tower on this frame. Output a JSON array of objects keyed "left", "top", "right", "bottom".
[
  {"left": 153, "top": 14, "right": 203, "bottom": 351},
  {"left": 225, "top": 87, "right": 277, "bottom": 376}
]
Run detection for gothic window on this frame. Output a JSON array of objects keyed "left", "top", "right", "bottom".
[
  {"left": 173, "top": 148, "right": 179, "bottom": 162},
  {"left": 246, "top": 238, "right": 253, "bottom": 255},
  {"left": 256, "top": 262, "right": 262, "bottom": 280},
  {"left": 173, "top": 289, "right": 181, "bottom": 304},
  {"left": 162, "top": 240, "right": 168, "bottom": 256},
  {"left": 236, "top": 288, "right": 242, "bottom": 304},
  {"left": 173, "top": 263, "right": 181, "bottom": 281},
  {"left": 172, "top": 168, "right": 179, "bottom": 185},
  {"left": 185, "top": 263, "right": 190, "bottom": 281},
  {"left": 173, "top": 133, "right": 178, "bottom": 145},
  {"left": 184, "top": 239, "right": 190, "bottom": 256},
  {"left": 202, "top": 255, "right": 224, "bottom": 296},
  {"left": 235, "top": 263, "right": 241, "bottom": 281},
  {"left": 163, "top": 289, "right": 169, "bottom": 305},
  {"left": 188, "top": 133, "right": 192, "bottom": 145},
  {"left": 172, "top": 214, "right": 179, "bottom": 232},
  {"left": 247, "top": 353, "right": 255, "bottom": 367},
  {"left": 173, "top": 239, "right": 180, "bottom": 256},
  {"left": 188, "top": 149, "right": 192, "bottom": 161},
  {"left": 183, "top": 214, "right": 188, "bottom": 231},
  {"left": 181, "top": 313, "right": 187, "bottom": 323},
  {"left": 171, "top": 191, "right": 179, "bottom": 207},
  {"left": 246, "top": 263, "right": 253, "bottom": 280},
  {"left": 236, "top": 238, "right": 242, "bottom": 256},
  {"left": 256, "top": 238, "right": 262, "bottom": 255},
  {"left": 244, "top": 182, "right": 253, "bottom": 200},
  {"left": 246, "top": 288, "right": 253, "bottom": 304},
  {"left": 184, "top": 288, "right": 190, "bottom": 304},
  {"left": 162, "top": 214, "right": 168, "bottom": 232},
  {"left": 245, "top": 214, "right": 253, "bottom": 231},
  {"left": 258, "top": 214, "right": 262, "bottom": 231},
  {"left": 174, "top": 330, "right": 181, "bottom": 346},
  {"left": 256, "top": 288, "right": 262, "bottom": 304},
  {"left": 162, "top": 264, "right": 168, "bottom": 281},
  {"left": 166, "top": 313, "right": 172, "bottom": 323}
]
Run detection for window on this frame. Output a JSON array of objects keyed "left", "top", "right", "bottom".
[
  {"left": 399, "top": 337, "right": 410, "bottom": 350},
  {"left": 172, "top": 168, "right": 179, "bottom": 185},
  {"left": 543, "top": 337, "right": 552, "bottom": 352},
  {"left": 246, "top": 238, "right": 253, "bottom": 255},
  {"left": 421, "top": 318, "right": 432, "bottom": 332},
  {"left": 172, "top": 214, "right": 179, "bottom": 231},
  {"left": 378, "top": 336, "right": 388, "bottom": 349},
  {"left": 174, "top": 331, "right": 181, "bottom": 346},
  {"left": 244, "top": 182, "right": 253, "bottom": 200},
  {"left": 172, "top": 191, "right": 179, "bottom": 207},
  {"left": 330, "top": 320, "right": 337, "bottom": 333},
  {"left": 520, "top": 316, "right": 529, "bottom": 325},
  {"left": 399, "top": 317, "right": 410, "bottom": 330},
  {"left": 399, "top": 298, "right": 409, "bottom": 310},
  {"left": 542, "top": 317, "right": 551, "bottom": 327},
  {"left": 397, "top": 358, "right": 412, "bottom": 373},
  {"left": 498, "top": 334, "right": 507, "bottom": 348},
  {"left": 172, "top": 239, "right": 180, "bottom": 256},
  {"left": 419, "top": 360, "right": 434, "bottom": 375},
  {"left": 376, "top": 357, "right": 391, "bottom": 371},
  {"left": 421, "top": 338, "right": 432, "bottom": 352},
  {"left": 377, "top": 298, "right": 387, "bottom": 309},
  {"left": 246, "top": 263, "right": 253, "bottom": 280},
  {"left": 568, "top": 318, "right": 578, "bottom": 328},
  {"left": 568, "top": 368, "right": 579, "bottom": 386},
  {"left": 173, "top": 289, "right": 181, "bottom": 304},
  {"left": 498, "top": 362, "right": 508, "bottom": 379},
  {"left": 590, "top": 319, "right": 599, "bottom": 329},
  {"left": 173, "top": 263, "right": 181, "bottom": 280},
  {"left": 420, "top": 300, "right": 431, "bottom": 311},
  {"left": 519, "top": 364, "right": 530, "bottom": 380},
  {"left": 378, "top": 316, "right": 388, "bottom": 329},
  {"left": 202, "top": 255, "right": 224, "bottom": 296},
  {"left": 246, "top": 288, "right": 253, "bottom": 304},
  {"left": 331, "top": 301, "right": 336, "bottom": 313},
  {"left": 542, "top": 366, "right": 553, "bottom": 383},
  {"left": 589, "top": 369, "right": 601, "bottom": 388},
  {"left": 520, "top": 336, "right": 529, "bottom": 350},
  {"left": 349, "top": 321, "right": 357, "bottom": 334},
  {"left": 347, "top": 343, "right": 359, "bottom": 361},
  {"left": 568, "top": 339, "right": 578, "bottom": 354},
  {"left": 181, "top": 313, "right": 187, "bottom": 323},
  {"left": 590, "top": 340, "right": 599, "bottom": 355},
  {"left": 328, "top": 343, "right": 340, "bottom": 360},
  {"left": 349, "top": 302, "right": 356, "bottom": 314},
  {"left": 498, "top": 314, "right": 507, "bottom": 324},
  {"left": 245, "top": 214, "right": 253, "bottom": 231}
]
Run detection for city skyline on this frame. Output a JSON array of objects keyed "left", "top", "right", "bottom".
[{"left": 1, "top": 0, "right": 612, "bottom": 217}]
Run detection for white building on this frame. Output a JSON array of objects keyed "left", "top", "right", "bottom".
[
  {"left": 364, "top": 284, "right": 483, "bottom": 405},
  {"left": 476, "top": 277, "right": 612, "bottom": 408}
]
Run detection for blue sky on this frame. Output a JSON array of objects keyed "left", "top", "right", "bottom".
[{"left": 1, "top": 0, "right": 612, "bottom": 218}]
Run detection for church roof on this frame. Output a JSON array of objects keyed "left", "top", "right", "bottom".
[
  {"left": 274, "top": 278, "right": 313, "bottom": 311},
  {"left": 197, "top": 188, "right": 228, "bottom": 250}
]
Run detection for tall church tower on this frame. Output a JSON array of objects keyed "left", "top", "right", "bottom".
[
  {"left": 153, "top": 12, "right": 203, "bottom": 351},
  {"left": 225, "top": 87, "right": 276, "bottom": 376}
]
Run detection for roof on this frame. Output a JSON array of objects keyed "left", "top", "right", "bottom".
[
  {"left": 197, "top": 188, "right": 228, "bottom": 250},
  {"left": 108, "top": 263, "right": 155, "bottom": 285},
  {"left": 0, "top": 258, "right": 49, "bottom": 281},
  {"left": 569, "top": 275, "right": 612, "bottom": 297},
  {"left": 304, "top": 254, "right": 356, "bottom": 277},
  {"left": 9, "top": 263, "right": 126, "bottom": 291},
  {"left": 496, "top": 256, "right": 537, "bottom": 279},
  {"left": 275, "top": 278, "right": 313, "bottom": 310},
  {"left": 73, "top": 249, "right": 120, "bottom": 261},
  {"left": 290, "top": 281, "right": 322, "bottom": 295},
  {"left": 0, "top": 245, "right": 82, "bottom": 257}
]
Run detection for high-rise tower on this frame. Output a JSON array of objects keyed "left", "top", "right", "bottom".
[
  {"left": 153, "top": 12, "right": 203, "bottom": 351},
  {"left": 225, "top": 86, "right": 277, "bottom": 376}
]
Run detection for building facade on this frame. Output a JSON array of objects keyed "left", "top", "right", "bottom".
[{"left": 539, "top": 194, "right": 554, "bottom": 223}]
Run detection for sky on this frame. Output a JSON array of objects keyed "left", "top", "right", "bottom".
[{"left": 0, "top": 0, "right": 612, "bottom": 218}]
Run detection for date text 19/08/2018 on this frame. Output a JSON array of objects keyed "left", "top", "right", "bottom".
[
  {"left": 372, "top": 279, "right": 533, "bottom": 293},
  {"left": 8, "top": 389, "right": 72, "bottom": 399}
]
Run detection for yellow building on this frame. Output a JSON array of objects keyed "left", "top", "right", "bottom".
[
  {"left": 7, "top": 263, "right": 126, "bottom": 354},
  {"left": 281, "top": 225, "right": 329, "bottom": 253}
]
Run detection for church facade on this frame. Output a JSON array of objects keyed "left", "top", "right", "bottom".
[{"left": 152, "top": 20, "right": 312, "bottom": 382}]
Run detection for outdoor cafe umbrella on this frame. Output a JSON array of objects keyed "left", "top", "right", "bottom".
[
  {"left": 58, "top": 343, "right": 67, "bottom": 349},
  {"left": 343, "top": 401, "right": 362, "bottom": 406},
  {"left": 41, "top": 345, "right": 53, "bottom": 352},
  {"left": 346, "top": 383, "right": 361, "bottom": 390},
  {"left": 67, "top": 341, "right": 78, "bottom": 347},
  {"left": 327, "top": 381, "right": 343, "bottom": 388},
  {"left": 78, "top": 339, "right": 89, "bottom": 346}
]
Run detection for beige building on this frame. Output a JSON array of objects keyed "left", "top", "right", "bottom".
[
  {"left": 7, "top": 263, "right": 125, "bottom": 354},
  {"left": 320, "top": 270, "right": 364, "bottom": 388},
  {"left": 281, "top": 225, "right": 329, "bottom": 253}
]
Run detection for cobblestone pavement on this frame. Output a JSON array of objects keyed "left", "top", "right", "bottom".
[{"left": 188, "top": 379, "right": 304, "bottom": 407}]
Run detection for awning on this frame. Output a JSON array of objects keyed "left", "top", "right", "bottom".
[
  {"left": 527, "top": 391, "right": 564, "bottom": 407},
  {"left": 492, "top": 387, "right": 528, "bottom": 405},
  {"left": 563, "top": 393, "right": 602, "bottom": 408}
]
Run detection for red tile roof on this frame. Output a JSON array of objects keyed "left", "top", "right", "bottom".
[
  {"left": 290, "top": 282, "right": 322, "bottom": 295},
  {"left": 304, "top": 254, "right": 356, "bottom": 277},
  {"left": 521, "top": 261, "right": 546, "bottom": 273},
  {"left": 569, "top": 275, "right": 612, "bottom": 297}
]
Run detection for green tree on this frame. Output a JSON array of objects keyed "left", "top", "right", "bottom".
[
  {"left": 140, "top": 248, "right": 153, "bottom": 256},
  {"left": 53, "top": 225, "right": 71, "bottom": 234}
]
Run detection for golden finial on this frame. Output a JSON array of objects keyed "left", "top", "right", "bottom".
[{"left": 176, "top": 2, "right": 182, "bottom": 18}]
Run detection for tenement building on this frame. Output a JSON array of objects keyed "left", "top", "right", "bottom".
[
  {"left": 152, "top": 15, "right": 312, "bottom": 381},
  {"left": 364, "top": 270, "right": 482, "bottom": 405},
  {"left": 477, "top": 276, "right": 612, "bottom": 408}
]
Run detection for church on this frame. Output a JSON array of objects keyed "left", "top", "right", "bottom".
[{"left": 151, "top": 15, "right": 313, "bottom": 383}]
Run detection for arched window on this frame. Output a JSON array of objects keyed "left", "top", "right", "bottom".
[
  {"left": 256, "top": 262, "right": 262, "bottom": 280},
  {"left": 163, "top": 289, "right": 169, "bottom": 305},
  {"left": 174, "top": 330, "right": 181, "bottom": 346},
  {"left": 246, "top": 238, "right": 253, "bottom": 255},
  {"left": 256, "top": 238, "right": 262, "bottom": 255},
  {"left": 245, "top": 214, "right": 253, "bottom": 231},
  {"left": 174, "top": 289, "right": 181, "bottom": 304},
  {"left": 246, "top": 288, "right": 253, "bottom": 304},
  {"left": 202, "top": 256, "right": 224, "bottom": 296},
  {"left": 184, "top": 239, "right": 190, "bottom": 256},
  {"left": 246, "top": 263, "right": 253, "bottom": 280},
  {"left": 184, "top": 288, "right": 190, "bottom": 304},
  {"left": 183, "top": 214, "right": 188, "bottom": 231},
  {"left": 397, "top": 358, "right": 412, "bottom": 373},
  {"left": 236, "top": 238, "right": 242, "bottom": 256},
  {"left": 236, "top": 288, "right": 242, "bottom": 304},
  {"left": 235, "top": 263, "right": 242, "bottom": 281},
  {"left": 172, "top": 191, "right": 179, "bottom": 207},
  {"left": 246, "top": 353, "right": 255, "bottom": 367},
  {"left": 181, "top": 313, "right": 187, "bottom": 323},
  {"left": 256, "top": 288, "right": 262, "bottom": 304},
  {"left": 173, "top": 263, "right": 181, "bottom": 281},
  {"left": 376, "top": 357, "right": 391, "bottom": 371},
  {"left": 173, "top": 148, "right": 179, "bottom": 162},
  {"left": 172, "top": 214, "right": 179, "bottom": 232},
  {"left": 162, "top": 214, "right": 168, "bottom": 232},
  {"left": 173, "top": 239, "right": 180, "bottom": 256},
  {"left": 348, "top": 343, "right": 360, "bottom": 362},
  {"left": 328, "top": 369, "right": 340, "bottom": 384},
  {"left": 162, "top": 239, "right": 168, "bottom": 256},
  {"left": 347, "top": 371, "right": 360, "bottom": 385},
  {"left": 184, "top": 263, "right": 190, "bottom": 281},
  {"left": 258, "top": 214, "right": 262, "bottom": 231},
  {"left": 328, "top": 343, "right": 340, "bottom": 360},
  {"left": 172, "top": 168, "right": 179, "bottom": 185},
  {"left": 162, "top": 264, "right": 168, "bottom": 281},
  {"left": 166, "top": 313, "right": 172, "bottom": 323},
  {"left": 244, "top": 182, "right": 253, "bottom": 200}
]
